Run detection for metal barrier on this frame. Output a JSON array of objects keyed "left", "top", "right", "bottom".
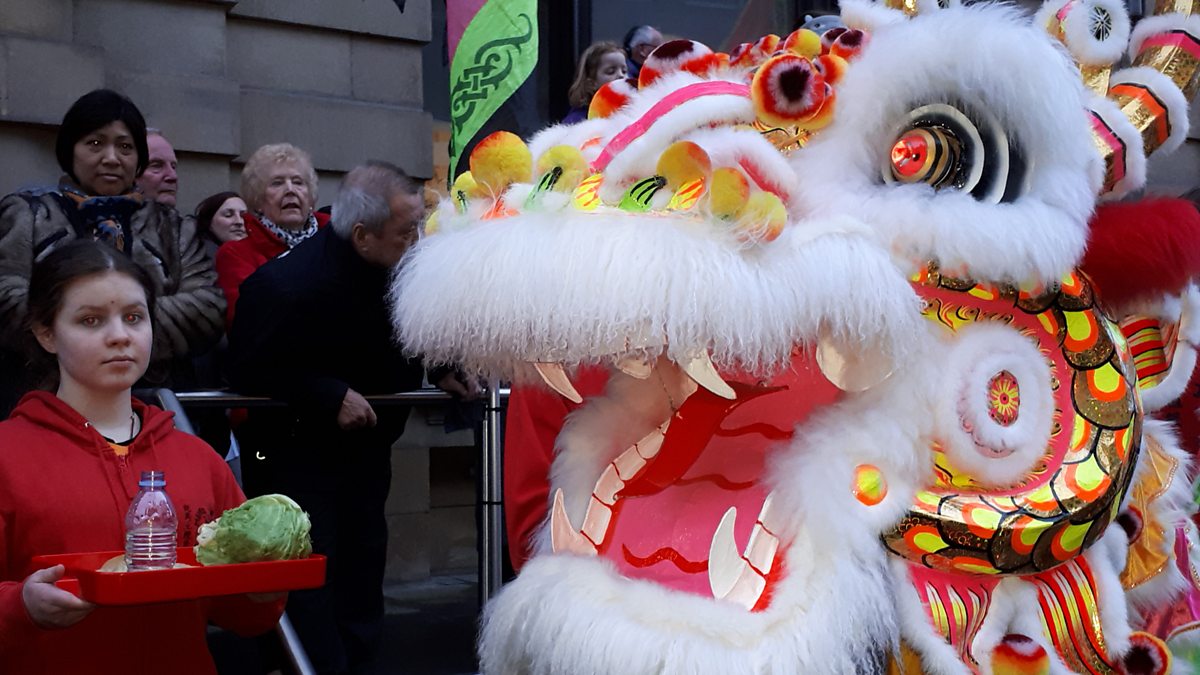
[
  {"left": 148, "top": 386, "right": 510, "bottom": 675},
  {"left": 166, "top": 387, "right": 511, "bottom": 601}
]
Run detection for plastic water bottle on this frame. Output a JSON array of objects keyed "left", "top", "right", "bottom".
[{"left": 124, "top": 471, "right": 178, "bottom": 570}]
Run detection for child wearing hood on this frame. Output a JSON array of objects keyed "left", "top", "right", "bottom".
[{"left": 0, "top": 240, "right": 284, "bottom": 674}]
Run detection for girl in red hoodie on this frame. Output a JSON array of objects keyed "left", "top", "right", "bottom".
[{"left": 0, "top": 240, "right": 284, "bottom": 674}]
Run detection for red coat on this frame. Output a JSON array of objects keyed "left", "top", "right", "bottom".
[
  {"left": 214, "top": 211, "right": 330, "bottom": 329},
  {"left": 504, "top": 367, "right": 609, "bottom": 570},
  {"left": 0, "top": 392, "right": 284, "bottom": 674}
]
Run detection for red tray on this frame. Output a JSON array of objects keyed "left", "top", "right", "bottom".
[{"left": 33, "top": 548, "right": 326, "bottom": 605}]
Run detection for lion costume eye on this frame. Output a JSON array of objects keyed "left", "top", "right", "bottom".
[
  {"left": 882, "top": 103, "right": 1029, "bottom": 203},
  {"left": 888, "top": 127, "right": 962, "bottom": 188}
]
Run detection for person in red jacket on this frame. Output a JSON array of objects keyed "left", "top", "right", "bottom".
[
  {"left": 0, "top": 240, "right": 283, "bottom": 674},
  {"left": 214, "top": 143, "right": 329, "bottom": 328},
  {"left": 504, "top": 366, "right": 609, "bottom": 571}
]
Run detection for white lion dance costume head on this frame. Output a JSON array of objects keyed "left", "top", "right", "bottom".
[{"left": 394, "top": 0, "right": 1200, "bottom": 672}]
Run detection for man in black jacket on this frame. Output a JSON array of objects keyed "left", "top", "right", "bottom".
[{"left": 229, "top": 161, "right": 425, "bottom": 674}]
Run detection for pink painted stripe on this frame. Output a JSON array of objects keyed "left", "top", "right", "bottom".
[
  {"left": 1090, "top": 111, "right": 1126, "bottom": 188},
  {"left": 1141, "top": 31, "right": 1200, "bottom": 61},
  {"left": 447, "top": 0, "right": 488, "bottom": 63},
  {"left": 591, "top": 81, "right": 752, "bottom": 172}
]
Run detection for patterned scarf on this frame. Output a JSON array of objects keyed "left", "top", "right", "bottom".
[
  {"left": 258, "top": 212, "right": 319, "bottom": 250},
  {"left": 58, "top": 180, "right": 143, "bottom": 253}
]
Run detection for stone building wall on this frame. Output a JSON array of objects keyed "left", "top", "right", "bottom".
[
  {"left": 0, "top": 0, "right": 433, "bottom": 211},
  {"left": 0, "top": 0, "right": 474, "bottom": 583}
]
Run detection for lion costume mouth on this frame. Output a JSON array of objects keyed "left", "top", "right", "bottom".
[{"left": 550, "top": 352, "right": 842, "bottom": 610}]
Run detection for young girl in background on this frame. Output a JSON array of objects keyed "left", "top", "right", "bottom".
[
  {"left": 563, "top": 41, "right": 628, "bottom": 124},
  {"left": 0, "top": 240, "right": 282, "bottom": 674}
]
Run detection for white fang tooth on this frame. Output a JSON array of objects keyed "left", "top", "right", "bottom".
[
  {"left": 708, "top": 507, "right": 744, "bottom": 599},
  {"left": 550, "top": 489, "right": 596, "bottom": 556},
  {"left": 708, "top": 506, "right": 771, "bottom": 610},
  {"left": 581, "top": 496, "right": 613, "bottom": 546},
  {"left": 680, "top": 353, "right": 736, "bottom": 399},
  {"left": 722, "top": 568, "right": 767, "bottom": 610},
  {"left": 594, "top": 464, "right": 624, "bottom": 506},
  {"left": 744, "top": 525, "right": 779, "bottom": 576},
  {"left": 615, "top": 355, "right": 653, "bottom": 379},
  {"left": 634, "top": 424, "right": 668, "bottom": 460},
  {"left": 756, "top": 492, "right": 781, "bottom": 536},
  {"left": 815, "top": 334, "right": 893, "bottom": 392},
  {"left": 611, "top": 447, "right": 646, "bottom": 482},
  {"left": 534, "top": 362, "right": 583, "bottom": 403}
]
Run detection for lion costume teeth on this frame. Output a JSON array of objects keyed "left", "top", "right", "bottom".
[{"left": 393, "top": 2, "right": 1200, "bottom": 672}]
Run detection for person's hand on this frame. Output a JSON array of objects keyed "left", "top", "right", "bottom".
[
  {"left": 435, "top": 371, "right": 483, "bottom": 401},
  {"left": 22, "top": 565, "right": 94, "bottom": 629},
  {"left": 337, "top": 388, "right": 378, "bottom": 430}
]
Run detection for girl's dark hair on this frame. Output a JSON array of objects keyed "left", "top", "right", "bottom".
[
  {"left": 25, "top": 241, "right": 156, "bottom": 385},
  {"left": 568, "top": 41, "right": 624, "bottom": 109},
  {"left": 193, "top": 191, "right": 242, "bottom": 242},
  {"left": 54, "top": 89, "right": 150, "bottom": 184}
]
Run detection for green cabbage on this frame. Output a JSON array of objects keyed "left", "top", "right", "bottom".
[{"left": 194, "top": 494, "right": 313, "bottom": 566}]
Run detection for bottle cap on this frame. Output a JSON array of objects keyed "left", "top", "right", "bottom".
[{"left": 138, "top": 470, "right": 166, "bottom": 488}]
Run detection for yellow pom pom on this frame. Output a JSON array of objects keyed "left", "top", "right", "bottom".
[
  {"left": 782, "top": 29, "right": 821, "bottom": 58},
  {"left": 536, "top": 145, "right": 588, "bottom": 192},
  {"left": 470, "top": 131, "right": 532, "bottom": 195},
  {"left": 452, "top": 171, "right": 482, "bottom": 198},
  {"left": 423, "top": 210, "right": 440, "bottom": 236},
  {"left": 738, "top": 191, "right": 787, "bottom": 242},
  {"left": 656, "top": 141, "right": 712, "bottom": 190},
  {"left": 708, "top": 168, "right": 750, "bottom": 220}
]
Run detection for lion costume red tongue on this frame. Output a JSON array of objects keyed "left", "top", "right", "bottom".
[{"left": 594, "top": 352, "right": 842, "bottom": 607}]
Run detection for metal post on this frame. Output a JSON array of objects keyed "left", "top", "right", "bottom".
[
  {"left": 479, "top": 384, "right": 506, "bottom": 605},
  {"left": 277, "top": 612, "right": 317, "bottom": 675}
]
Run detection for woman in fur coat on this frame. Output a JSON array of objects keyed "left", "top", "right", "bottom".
[{"left": 0, "top": 89, "right": 224, "bottom": 414}]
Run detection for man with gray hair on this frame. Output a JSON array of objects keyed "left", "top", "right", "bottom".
[
  {"left": 228, "top": 161, "right": 426, "bottom": 673},
  {"left": 622, "top": 24, "right": 663, "bottom": 80},
  {"left": 136, "top": 128, "right": 179, "bottom": 207}
]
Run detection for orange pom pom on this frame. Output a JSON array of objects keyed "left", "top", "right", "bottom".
[
  {"left": 755, "top": 34, "right": 781, "bottom": 57},
  {"left": 781, "top": 29, "right": 822, "bottom": 58},
  {"left": 992, "top": 635, "right": 1049, "bottom": 675},
  {"left": 814, "top": 54, "right": 849, "bottom": 85},
  {"left": 731, "top": 34, "right": 781, "bottom": 68},
  {"left": 830, "top": 29, "right": 869, "bottom": 60},
  {"left": 681, "top": 51, "right": 723, "bottom": 78},
  {"left": 820, "top": 27, "right": 847, "bottom": 55},
  {"left": 638, "top": 40, "right": 714, "bottom": 89},
  {"left": 796, "top": 87, "right": 836, "bottom": 131},
  {"left": 1120, "top": 631, "right": 1171, "bottom": 675},
  {"left": 739, "top": 191, "right": 787, "bottom": 242},
  {"left": 469, "top": 131, "right": 532, "bottom": 195},
  {"left": 589, "top": 78, "right": 636, "bottom": 119},
  {"left": 751, "top": 54, "right": 827, "bottom": 128},
  {"left": 730, "top": 42, "right": 754, "bottom": 68}
]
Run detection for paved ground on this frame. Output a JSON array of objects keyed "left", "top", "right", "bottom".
[{"left": 209, "top": 573, "right": 480, "bottom": 674}]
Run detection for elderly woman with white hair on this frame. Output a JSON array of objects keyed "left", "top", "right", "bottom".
[{"left": 215, "top": 143, "right": 326, "bottom": 327}]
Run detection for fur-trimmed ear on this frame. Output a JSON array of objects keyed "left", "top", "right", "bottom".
[
  {"left": 1082, "top": 198, "right": 1200, "bottom": 309},
  {"left": 1035, "top": 0, "right": 1132, "bottom": 65}
]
